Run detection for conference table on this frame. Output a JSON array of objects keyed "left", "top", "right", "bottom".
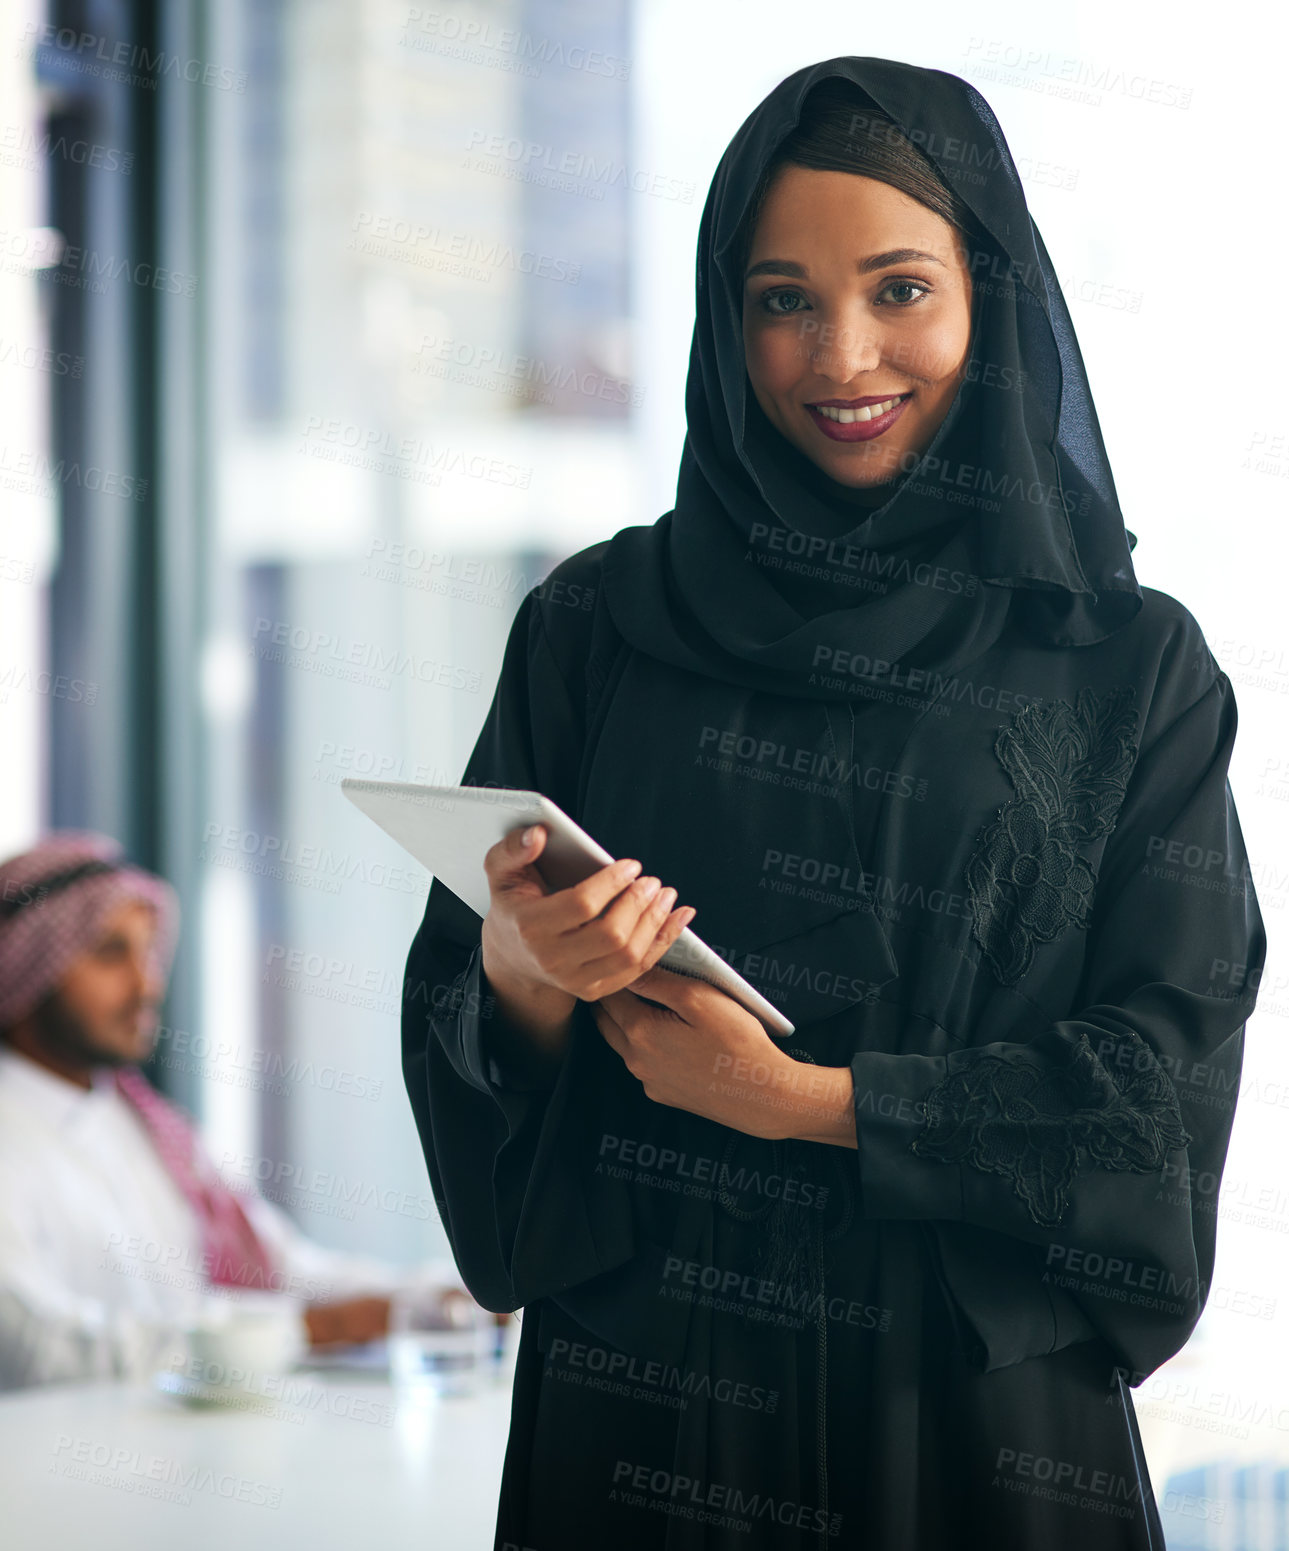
[
  {"left": 5, "top": 1324, "right": 1286, "bottom": 1550},
  {"left": 0, "top": 1329, "right": 520, "bottom": 1551}
]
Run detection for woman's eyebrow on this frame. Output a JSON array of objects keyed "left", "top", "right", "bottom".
[{"left": 744, "top": 248, "right": 946, "bottom": 282}]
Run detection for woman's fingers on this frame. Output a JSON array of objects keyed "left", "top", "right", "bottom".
[
  {"left": 539, "top": 856, "right": 645, "bottom": 932},
  {"left": 583, "top": 874, "right": 670, "bottom": 951},
  {"left": 639, "top": 905, "right": 697, "bottom": 972},
  {"left": 485, "top": 828, "right": 696, "bottom": 1003},
  {"left": 483, "top": 823, "right": 553, "bottom": 901},
  {"left": 575, "top": 900, "right": 694, "bottom": 999},
  {"left": 574, "top": 883, "right": 675, "bottom": 983}
]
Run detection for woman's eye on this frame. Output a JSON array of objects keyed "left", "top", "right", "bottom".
[
  {"left": 879, "top": 279, "right": 931, "bottom": 306},
  {"left": 756, "top": 280, "right": 930, "bottom": 316},
  {"left": 759, "top": 289, "right": 807, "bottom": 316}
]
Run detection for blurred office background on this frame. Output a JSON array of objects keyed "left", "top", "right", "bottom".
[{"left": 2, "top": 0, "right": 1286, "bottom": 1539}]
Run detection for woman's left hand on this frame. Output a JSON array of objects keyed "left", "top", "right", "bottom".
[{"left": 591, "top": 967, "right": 851, "bottom": 1142}]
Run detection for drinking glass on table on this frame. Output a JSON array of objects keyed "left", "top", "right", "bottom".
[{"left": 387, "top": 1281, "right": 499, "bottom": 1396}]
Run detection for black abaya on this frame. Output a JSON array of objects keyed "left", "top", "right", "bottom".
[{"left": 400, "top": 55, "right": 1266, "bottom": 1551}]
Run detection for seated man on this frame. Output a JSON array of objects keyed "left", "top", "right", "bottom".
[{"left": 0, "top": 831, "right": 473, "bottom": 1390}]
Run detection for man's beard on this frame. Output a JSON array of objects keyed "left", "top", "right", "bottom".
[{"left": 26, "top": 989, "right": 151, "bottom": 1069}]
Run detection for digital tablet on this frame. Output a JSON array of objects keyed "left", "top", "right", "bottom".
[{"left": 340, "top": 779, "right": 795, "bottom": 1038}]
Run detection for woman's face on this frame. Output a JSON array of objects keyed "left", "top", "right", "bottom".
[{"left": 741, "top": 164, "right": 974, "bottom": 491}]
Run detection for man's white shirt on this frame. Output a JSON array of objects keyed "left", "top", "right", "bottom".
[{"left": 0, "top": 1046, "right": 447, "bottom": 1389}]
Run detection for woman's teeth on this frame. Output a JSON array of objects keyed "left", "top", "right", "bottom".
[{"left": 813, "top": 396, "right": 905, "bottom": 423}]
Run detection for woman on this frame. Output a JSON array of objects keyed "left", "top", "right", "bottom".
[{"left": 401, "top": 57, "right": 1265, "bottom": 1549}]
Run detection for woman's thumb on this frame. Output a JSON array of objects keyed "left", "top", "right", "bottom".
[
  {"left": 514, "top": 822, "right": 546, "bottom": 860},
  {"left": 485, "top": 823, "right": 548, "bottom": 894}
]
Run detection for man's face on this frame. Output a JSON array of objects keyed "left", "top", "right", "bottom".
[{"left": 29, "top": 900, "right": 166, "bottom": 1069}]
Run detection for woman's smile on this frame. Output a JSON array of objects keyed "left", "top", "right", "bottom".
[{"left": 806, "top": 392, "right": 913, "bottom": 441}]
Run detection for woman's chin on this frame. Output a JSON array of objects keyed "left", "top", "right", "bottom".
[{"left": 808, "top": 450, "right": 903, "bottom": 496}]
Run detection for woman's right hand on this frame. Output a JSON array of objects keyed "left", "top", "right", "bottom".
[{"left": 479, "top": 823, "right": 695, "bottom": 1047}]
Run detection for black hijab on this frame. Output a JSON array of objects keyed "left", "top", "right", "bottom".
[{"left": 600, "top": 57, "right": 1142, "bottom": 700}]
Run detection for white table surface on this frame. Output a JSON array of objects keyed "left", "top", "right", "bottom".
[
  {"left": 0, "top": 1332, "right": 520, "bottom": 1551},
  {"left": 10, "top": 1328, "right": 1283, "bottom": 1549}
]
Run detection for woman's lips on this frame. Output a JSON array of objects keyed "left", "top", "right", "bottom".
[{"left": 806, "top": 393, "right": 911, "bottom": 442}]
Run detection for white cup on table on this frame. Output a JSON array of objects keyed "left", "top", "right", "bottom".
[{"left": 174, "top": 1293, "right": 306, "bottom": 1398}]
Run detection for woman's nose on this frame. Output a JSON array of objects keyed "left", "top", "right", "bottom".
[{"left": 807, "top": 310, "right": 882, "bottom": 382}]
